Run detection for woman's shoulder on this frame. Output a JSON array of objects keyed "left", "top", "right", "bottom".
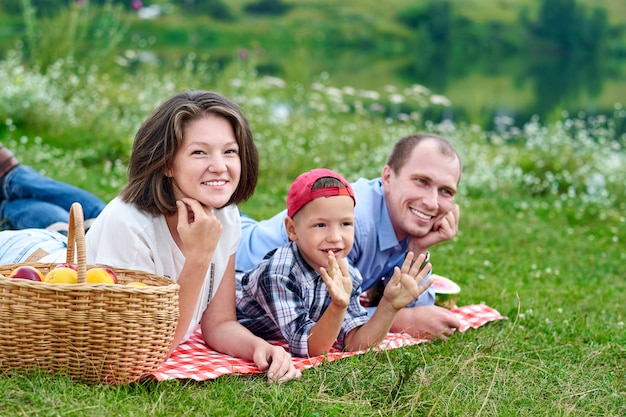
[
  {"left": 99, "top": 197, "right": 158, "bottom": 223},
  {"left": 86, "top": 197, "right": 163, "bottom": 242}
]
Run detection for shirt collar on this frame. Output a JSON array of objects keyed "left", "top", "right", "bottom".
[{"left": 377, "top": 190, "right": 403, "bottom": 252}]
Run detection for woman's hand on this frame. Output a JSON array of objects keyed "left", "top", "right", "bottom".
[
  {"left": 176, "top": 198, "right": 222, "bottom": 261},
  {"left": 253, "top": 344, "right": 302, "bottom": 383}
]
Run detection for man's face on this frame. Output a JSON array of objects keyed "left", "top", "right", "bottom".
[{"left": 382, "top": 140, "right": 461, "bottom": 241}]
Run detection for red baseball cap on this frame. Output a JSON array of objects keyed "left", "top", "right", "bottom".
[{"left": 286, "top": 168, "right": 356, "bottom": 217}]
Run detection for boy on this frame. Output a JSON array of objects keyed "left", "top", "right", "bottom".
[{"left": 236, "top": 168, "right": 433, "bottom": 357}]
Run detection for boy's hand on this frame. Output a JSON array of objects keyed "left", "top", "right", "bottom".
[
  {"left": 382, "top": 251, "right": 434, "bottom": 310},
  {"left": 319, "top": 251, "right": 352, "bottom": 309}
]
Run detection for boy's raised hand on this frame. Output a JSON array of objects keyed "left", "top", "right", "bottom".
[
  {"left": 319, "top": 251, "right": 352, "bottom": 309},
  {"left": 382, "top": 251, "right": 434, "bottom": 310}
]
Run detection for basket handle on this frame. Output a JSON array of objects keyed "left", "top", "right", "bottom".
[{"left": 66, "top": 202, "right": 87, "bottom": 283}]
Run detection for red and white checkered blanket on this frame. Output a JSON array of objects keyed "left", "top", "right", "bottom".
[{"left": 150, "top": 304, "right": 506, "bottom": 381}]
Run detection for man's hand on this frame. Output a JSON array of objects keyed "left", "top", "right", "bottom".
[
  {"left": 390, "top": 305, "right": 460, "bottom": 340},
  {"left": 319, "top": 251, "right": 352, "bottom": 309},
  {"left": 409, "top": 204, "right": 460, "bottom": 255},
  {"left": 382, "top": 252, "right": 434, "bottom": 310}
]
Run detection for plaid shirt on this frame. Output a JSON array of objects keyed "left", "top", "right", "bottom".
[{"left": 236, "top": 241, "right": 369, "bottom": 357}]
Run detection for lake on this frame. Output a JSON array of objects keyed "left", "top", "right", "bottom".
[{"left": 242, "top": 46, "right": 626, "bottom": 131}]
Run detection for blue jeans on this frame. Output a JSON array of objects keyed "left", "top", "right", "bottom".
[{"left": 0, "top": 166, "right": 106, "bottom": 230}]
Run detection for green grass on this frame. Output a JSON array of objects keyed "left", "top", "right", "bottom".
[
  {"left": 0, "top": 2, "right": 625, "bottom": 416},
  {"left": 1, "top": 198, "right": 624, "bottom": 415}
]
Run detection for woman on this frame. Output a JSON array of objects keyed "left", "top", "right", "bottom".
[{"left": 85, "top": 90, "right": 300, "bottom": 382}]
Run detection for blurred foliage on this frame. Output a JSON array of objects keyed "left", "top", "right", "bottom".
[
  {"left": 243, "top": 0, "right": 291, "bottom": 15},
  {"left": 520, "top": 0, "right": 610, "bottom": 55}
]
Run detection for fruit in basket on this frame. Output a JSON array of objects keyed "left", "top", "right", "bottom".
[
  {"left": 44, "top": 267, "right": 78, "bottom": 284},
  {"left": 86, "top": 267, "right": 119, "bottom": 284},
  {"left": 126, "top": 281, "right": 148, "bottom": 287},
  {"left": 53, "top": 263, "right": 77, "bottom": 270},
  {"left": 9, "top": 265, "right": 44, "bottom": 281},
  {"left": 432, "top": 274, "right": 461, "bottom": 309}
]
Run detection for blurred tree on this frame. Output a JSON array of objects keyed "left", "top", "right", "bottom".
[
  {"left": 397, "top": 0, "right": 452, "bottom": 44},
  {"left": 182, "top": 0, "right": 234, "bottom": 20},
  {"left": 244, "top": 0, "right": 290, "bottom": 15},
  {"left": 521, "top": 0, "right": 609, "bottom": 55}
]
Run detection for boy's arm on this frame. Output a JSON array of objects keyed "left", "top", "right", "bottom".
[
  {"left": 307, "top": 303, "right": 348, "bottom": 356},
  {"left": 308, "top": 253, "right": 352, "bottom": 356},
  {"left": 343, "top": 252, "right": 434, "bottom": 351}
]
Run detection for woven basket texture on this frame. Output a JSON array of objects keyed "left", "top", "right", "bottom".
[{"left": 0, "top": 203, "right": 179, "bottom": 384}]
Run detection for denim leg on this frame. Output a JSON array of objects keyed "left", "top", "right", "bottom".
[
  {"left": 1, "top": 166, "right": 106, "bottom": 226},
  {"left": 1, "top": 198, "right": 70, "bottom": 229}
]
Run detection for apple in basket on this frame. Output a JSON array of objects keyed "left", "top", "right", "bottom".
[
  {"left": 53, "top": 263, "right": 76, "bottom": 270},
  {"left": 44, "top": 267, "right": 78, "bottom": 284},
  {"left": 9, "top": 265, "right": 44, "bottom": 281},
  {"left": 86, "top": 267, "right": 119, "bottom": 284}
]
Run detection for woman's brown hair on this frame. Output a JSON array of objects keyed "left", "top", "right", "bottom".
[{"left": 120, "top": 90, "right": 259, "bottom": 215}]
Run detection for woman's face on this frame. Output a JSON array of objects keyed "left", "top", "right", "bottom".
[{"left": 167, "top": 115, "right": 241, "bottom": 209}]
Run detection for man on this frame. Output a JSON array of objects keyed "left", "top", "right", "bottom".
[{"left": 237, "top": 133, "right": 461, "bottom": 340}]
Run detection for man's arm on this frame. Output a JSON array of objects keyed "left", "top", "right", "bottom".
[{"left": 237, "top": 209, "right": 290, "bottom": 271}]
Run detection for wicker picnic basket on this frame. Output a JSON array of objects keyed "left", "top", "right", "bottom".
[{"left": 0, "top": 203, "right": 179, "bottom": 384}]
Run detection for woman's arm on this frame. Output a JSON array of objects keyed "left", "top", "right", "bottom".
[
  {"left": 200, "top": 255, "right": 301, "bottom": 382},
  {"left": 166, "top": 199, "right": 222, "bottom": 353}
]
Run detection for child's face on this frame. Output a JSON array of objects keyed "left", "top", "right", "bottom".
[{"left": 285, "top": 195, "right": 355, "bottom": 273}]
